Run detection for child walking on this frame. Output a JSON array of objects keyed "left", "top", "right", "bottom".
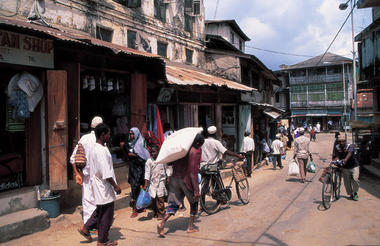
[{"left": 144, "top": 145, "right": 171, "bottom": 220}]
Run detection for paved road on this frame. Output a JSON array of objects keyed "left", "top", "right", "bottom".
[{"left": 4, "top": 133, "right": 380, "bottom": 246}]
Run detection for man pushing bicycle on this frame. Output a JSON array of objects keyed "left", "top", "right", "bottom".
[{"left": 332, "top": 135, "right": 360, "bottom": 201}]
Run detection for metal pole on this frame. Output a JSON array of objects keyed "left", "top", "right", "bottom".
[
  {"left": 343, "top": 63, "right": 347, "bottom": 140},
  {"left": 351, "top": 0, "right": 358, "bottom": 145}
]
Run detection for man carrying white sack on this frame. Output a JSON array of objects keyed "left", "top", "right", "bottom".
[
  {"left": 70, "top": 116, "right": 103, "bottom": 233},
  {"left": 201, "top": 126, "right": 244, "bottom": 167}
]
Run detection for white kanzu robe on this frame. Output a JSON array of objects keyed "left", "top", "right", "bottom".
[
  {"left": 70, "top": 131, "right": 96, "bottom": 223},
  {"left": 144, "top": 158, "right": 171, "bottom": 198}
]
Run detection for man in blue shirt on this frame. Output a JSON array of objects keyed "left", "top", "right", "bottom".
[{"left": 332, "top": 136, "right": 360, "bottom": 201}]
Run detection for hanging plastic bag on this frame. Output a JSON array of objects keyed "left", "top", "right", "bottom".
[
  {"left": 136, "top": 187, "right": 152, "bottom": 210},
  {"left": 288, "top": 159, "right": 299, "bottom": 176},
  {"left": 281, "top": 154, "right": 286, "bottom": 160},
  {"left": 307, "top": 161, "right": 316, "bottom": 173}
]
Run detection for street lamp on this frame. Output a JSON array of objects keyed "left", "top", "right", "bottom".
[{"left": 339, "top": 0, "right": 357, "bottom": 122}]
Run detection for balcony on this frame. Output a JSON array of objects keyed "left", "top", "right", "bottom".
[
  {"left": 291, "top": 100, "right": 345, "bottom": 108},
  {"left": 290, "top": 73, "right": 350, "bottom": 84}
]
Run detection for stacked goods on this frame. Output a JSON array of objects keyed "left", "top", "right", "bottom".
[{"left": 75, "top": 143, "right": 86, "bottom": 169}]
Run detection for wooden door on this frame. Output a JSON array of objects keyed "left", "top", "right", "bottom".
[{"left": 46, "top": 70, "right": 68, "bottom": 190}]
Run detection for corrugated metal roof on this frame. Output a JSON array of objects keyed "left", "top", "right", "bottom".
[
  {"left": 166, "top": 65, "right": 255, "bottom": 92},
  {"left": 264, "top": 110, "right": 281, "bottom": 119},
  {"left": 0, "top": 16, "right": 160, "bottom": 59},
  {"left": 287, "top": 52, "right": 352, "bottom": 70}
]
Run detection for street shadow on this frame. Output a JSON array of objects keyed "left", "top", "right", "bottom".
[
  {"left": 357, "top": 172, "right": 380, "bottom": 199},
  {"left": 109, "top": 227, "right": 126, "bottom": 243},
  {"left": 285, "top": 178, "right": 301, "bottom": 183},
  {"left": 114, "top": 195, "right": 131, "bottom": 210},
  {"left": 251, "top": 232, "right": 288, "bottom": 246},
  {"left": 164, "top": 216, "right": 201, "bottom": 235},
  {"left": 138, "top": 211, "right": 155, "bottom": 221}
]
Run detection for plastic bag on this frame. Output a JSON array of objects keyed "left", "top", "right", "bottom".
[
  {"left": 307, "top": 161, "right": 316, "bottom": 173},
  {"left": 281, "top": 154, "right": 286, "bottom": 160},
  {"left": 136, "top": 188, "right": 152, "bottom": 210},
  {"left": 288, "top": 159, "right": 299, "bottom": 176}
]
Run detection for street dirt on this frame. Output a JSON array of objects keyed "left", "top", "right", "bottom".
[{"left": 3, "top": 133, "right": 380, "bottom": 246}]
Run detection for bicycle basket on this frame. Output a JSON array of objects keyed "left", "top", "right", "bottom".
[
  {"left": 232, "top": 166, "right": 246, "bottom": 182},
  {"left": 200, "top": 163, "right": 219, "bottom": 173}
]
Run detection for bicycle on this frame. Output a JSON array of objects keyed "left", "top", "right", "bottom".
[
  {"left": 321, "top": 160, "right": 343, "bottom": 209},
  {"left": 199, "top": 159, "right": 250, "bottom": 215}
]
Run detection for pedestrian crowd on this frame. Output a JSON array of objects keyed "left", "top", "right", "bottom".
[{"left": 71, "top": 116, "right": 360, "bottom": 245}]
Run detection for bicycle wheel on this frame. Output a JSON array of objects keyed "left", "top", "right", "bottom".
[
  {"left": 322, "top": 173, "right": 333, "bottom": 209},
  {"left": 334, "top": 169, "right": 342, "bottom": 200},
  {"left": 235, "top": 178, "right": 250, "bottom": 204},
  {"left": 200, "top": 175, "right": 222, "bottom": 215}
]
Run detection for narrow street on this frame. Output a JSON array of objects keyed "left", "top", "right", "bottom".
[{"left": 4, "top": 133, "right": 380, "bottom": 246}]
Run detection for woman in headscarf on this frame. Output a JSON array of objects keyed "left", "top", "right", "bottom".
[{"left": 126, "top": 127, "right": 150, "bottom": 218}]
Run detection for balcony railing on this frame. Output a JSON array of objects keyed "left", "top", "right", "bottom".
[
  {"left": 290, "top": 73, "right": 350, "bottom": 84},
  {"left": 291, "top": 100, "right": 345, "bottom": 108}
]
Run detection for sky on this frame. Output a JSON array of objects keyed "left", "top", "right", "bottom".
[{"left": 204, "top": 0, "right": 373, "bottom": 71}]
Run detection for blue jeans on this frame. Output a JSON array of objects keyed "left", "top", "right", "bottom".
[{"left": 272, "top": 154, "right": 282, "bottom": 168}]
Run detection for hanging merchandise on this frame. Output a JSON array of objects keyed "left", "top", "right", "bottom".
[
  {"left": 115, "top": 79, "right": 120, "bottom": 92},
  {"left": 98, "top": 76, "right": 103, "bottom": 92},
  {"left": 89, "top": 76, "right": 96, "bottom": 91},
  {"left": 16, "top": 72, "right": 43, "bottom": 112},
  {"left": 82, "top": 75, "right": 89, "bottom": 89},
  {"left": 107, "top": 78, "right": 113, "bottom": 91},
  {"left": 8, "top": 90, "right": 30, "bottom": 119}
]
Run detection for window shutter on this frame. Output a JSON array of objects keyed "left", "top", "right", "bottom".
[
  {"left": 185, "top": 0, "right": 193, "bottom": 14},
  {"left": 127, "top": 0, "right": 141, "bottom": 8}
]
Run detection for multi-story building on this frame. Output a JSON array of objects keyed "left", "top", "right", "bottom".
[
  {"left": 282, "top": 53, "right": 353, "bottom": 131},
  {"left": 204, "top": 19, "right": 283, "bottom": 147}
]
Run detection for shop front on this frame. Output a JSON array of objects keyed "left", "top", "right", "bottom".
[
  {"left": 0, "top": 27, "right": 54, "bottom": 194},
  {"left": 152, "top": 64, "right": 254, "bottom": 152}
]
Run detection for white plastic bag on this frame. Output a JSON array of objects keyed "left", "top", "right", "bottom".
[
  {"left": 156, "top": 127, "right": 203, "bottom": 164},
  {"left": 288, "top": 159, "right": 299, "bottom": 176}
]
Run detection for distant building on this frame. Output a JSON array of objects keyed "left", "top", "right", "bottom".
[{"left": 281, "top": 53, "right": 353, "bottom": 131}]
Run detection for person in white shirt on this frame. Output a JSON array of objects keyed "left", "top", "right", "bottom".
[
  {"left": 271, "top": 134, "right": 284, "bottom": 169},
  {"left": 316, "top": 122, "right": 321, "bottom": 133},
  {"left": 201, "top": 126, "right": 243, "bottom": 166},
  {"left": 242, "top": 131, "right": 255, "bottom": 177},
  {"left": 71, "top": 116, "right": 102, "bottom": 228},
  {"left": 144, "top": 145, "right": 171, "bottom": 220},
  {"left": 78, "top": 124, "right": 121, "bottom": 245}
]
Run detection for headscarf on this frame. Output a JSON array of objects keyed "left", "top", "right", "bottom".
[
  {"left": 144, "top": 130, "right": 161, "bottom": 155},
  {"left": 129, "top": 127, "right": 150, "bottom": 161}
]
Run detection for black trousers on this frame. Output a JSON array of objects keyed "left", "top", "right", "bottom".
[
  {"left": 245, "top": 152, "right": 253, "bottom": 176},
  {"left": 85, "top": 202, "right": 114, "bottom": 243},
  {"left": 272, "top": 154, "right": 282, "bottom": 168}
]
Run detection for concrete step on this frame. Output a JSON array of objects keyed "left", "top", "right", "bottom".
[
  {"left": 362, "top": 165, "right": 380, "bottom": 179},
  {"left": 0, "top": 208, "right": 50, "bottom": 243}
]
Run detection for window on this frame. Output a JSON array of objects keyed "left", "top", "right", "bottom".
[
  {"left": 327, "top": 92, "right": 344, "bottom": 101},
  {"left": 184, "top": 14, "right": 193, "bottom": 33},
  {"left": 239, "top": 40, "right": 242, "bottom": 51},
  {"left": 127, "top": 0, "right": 141, "bottom": 7},
  {"left": 309, "top": 93, "right": 325, "bottom": 101},
  {"left": 185, "top": 49, "right": 193, "bottom": 64},
  {"left": 154, "top": 0, "right": 166, "bottom": 22},
  {"left": 275, "top": 93, "right": 280, "bottom": 103},
  {"left": 230, "top": 31, "right": 234, "bottom": 44},
  {"left": 193, "top": 0, "right": 200, "bottom": 15},
  {"left": 157, "top": 42, "right": 167, "bottom": 58},
  {"left": 96, "top": 26, "right": 113, "bottom": 42},
  {"left": 127, "top": 30, "right": 137, "bottom": 49},
  {"left": 327, "top": 66, "right": 342, "bottom": 75}
]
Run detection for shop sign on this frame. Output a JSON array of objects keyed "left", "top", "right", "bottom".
[{"left": 0, "top": 29, "right": 54, "bottom": 68}]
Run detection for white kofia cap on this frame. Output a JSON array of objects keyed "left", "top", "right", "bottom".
[
  {"left": 91, "top": 116, "right": 103, "bottom": 128},
  {"left": 207, "top": 126, "right": 217, "bottom": 134}
]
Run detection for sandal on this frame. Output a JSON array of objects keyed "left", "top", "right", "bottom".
[
  {"left": 186, "top": 227, "right": 199, "bottom": 233},
  {"left": 157, "top": 222, "right": 165, "bottom": 238},
  {"left": 77, "top": 228, "right": 92, "bottom": 242},
  {"left": 97, "top": 241, "right": 118, "bottom": 246}
]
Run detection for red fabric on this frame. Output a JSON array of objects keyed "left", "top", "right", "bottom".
[
  {"left": 144, "top": 131, "right": 161, "bottom": 155},
  {"left": 0, "top": 153, "right": 23, "bottom": 176},
  {"left": 155, "top": 105, "right": 164, "bottom": 146}
]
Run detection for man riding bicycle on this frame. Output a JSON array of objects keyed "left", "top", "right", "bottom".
[
  {"left": 332, "top": 135, "right": 360, "bottom": 201},
  {"left": 201, "top": 126, "right": 244, "bottom": 167}
]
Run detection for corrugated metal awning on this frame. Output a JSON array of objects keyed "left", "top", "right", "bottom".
[
  {"left": 264, "top": 110, "right": 281, "bottom": 119},
  {"left": 166, "top": 65, "right": 255, "bottom": 92}
]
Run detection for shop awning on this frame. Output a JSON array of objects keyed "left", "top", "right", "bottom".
[
  {"left": 264, "top": 110, "right": 281, "bottom": 119},
  {"left": 166, "top": 65, "right": 256, "bottom": 92}
]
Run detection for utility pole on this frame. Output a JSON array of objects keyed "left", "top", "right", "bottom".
[{"left": 343, "top": 63, "right": 347, "bottom": 140}]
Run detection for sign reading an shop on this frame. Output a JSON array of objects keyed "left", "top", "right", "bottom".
[{"left": 0, "top": 29, "right": 54, "bottom": 68}]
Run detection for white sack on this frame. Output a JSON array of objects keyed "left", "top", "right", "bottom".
[
  {"left": 288, "top": 159, "right": 300, "bottom": 176},
  {"left": 156, "top": 127, "right": 203, "bottom": 164}
]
